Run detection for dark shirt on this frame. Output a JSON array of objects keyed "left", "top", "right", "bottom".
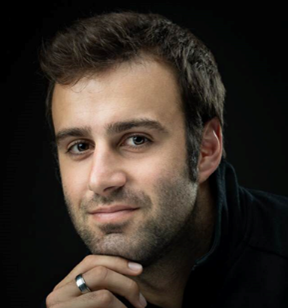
[{"left": 41, "top": 159, "right": 288, "bottom": 307}]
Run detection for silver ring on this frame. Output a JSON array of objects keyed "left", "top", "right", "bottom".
[{"left": 75, "top": 274, "right": 91, "bottom": 294}]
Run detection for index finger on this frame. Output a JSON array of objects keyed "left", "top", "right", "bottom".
[{"left": 54, "top": 255, "right": 143, "bottom": 290}]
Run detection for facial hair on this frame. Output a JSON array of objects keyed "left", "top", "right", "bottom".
[{"left": 64, "top": 167, "right": 200, "bottom": 267}]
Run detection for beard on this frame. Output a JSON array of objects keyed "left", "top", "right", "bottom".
[{"left": 64, "top": 166, "right": 200, "bottom": 267}]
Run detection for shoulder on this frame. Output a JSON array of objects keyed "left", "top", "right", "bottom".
[{"left": 240, "top": 187, "right": 288, "bottom": 259}]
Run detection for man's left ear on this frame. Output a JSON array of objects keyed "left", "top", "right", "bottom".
[{"left": 197, "top": 117, "right": 223, "bottom": 184}]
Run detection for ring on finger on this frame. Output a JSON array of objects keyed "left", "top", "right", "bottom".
[{"left": 75, "top": 273, "right": 91, "bottom": 294}]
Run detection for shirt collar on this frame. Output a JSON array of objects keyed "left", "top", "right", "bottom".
[{"left": 194, "top": 158, "right": 246, "bottom": 268}]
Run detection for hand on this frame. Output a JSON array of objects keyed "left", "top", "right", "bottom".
[{"left": 46, "top": 255, "right": 147, "bottom": 308}]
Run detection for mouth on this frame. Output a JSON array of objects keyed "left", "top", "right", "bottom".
[{"left": 88, "top": 205, "right": 139, "bottom": 223}]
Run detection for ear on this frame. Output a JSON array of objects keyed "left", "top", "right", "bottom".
[{"left": 198, "top": 117, "right": 223, "bottom": 184}]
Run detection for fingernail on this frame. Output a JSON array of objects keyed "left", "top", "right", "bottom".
[
  {"left": 139, "top": 293, "right": 147, "bottom": 307},
  {"left": 128, "top": 262, "right": 143, "bottom": 271}
]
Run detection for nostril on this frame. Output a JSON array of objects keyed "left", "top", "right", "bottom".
[
  {"left": 88, "top": 171, "right": 127, "bottom": 196},
  {"left": 103, "top": 185, "right": 123, "bottom": 193}
]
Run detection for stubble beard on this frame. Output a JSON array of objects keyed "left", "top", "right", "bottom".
[{"left": 64, "top": 169, "right": 200, "bottom": 267}]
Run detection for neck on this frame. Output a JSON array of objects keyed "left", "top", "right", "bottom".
[{"left": 134, "top": 180, "right": 216, "bottom": 308}]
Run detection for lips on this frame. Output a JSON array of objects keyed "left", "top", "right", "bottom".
[
  {"left": 89, "top": 205, "right": 139, "bottom": 223},
  {"left": 90, "top": 205, "right": 138, "bottom": 214}
]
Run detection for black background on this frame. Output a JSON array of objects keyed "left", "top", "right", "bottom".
[{"left": 2, "top": 2, "right": 288, "bottom": 307}]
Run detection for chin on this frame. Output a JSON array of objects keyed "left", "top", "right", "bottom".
[{"left": 83, "top": 233, "right": 152, "bottom": 265}]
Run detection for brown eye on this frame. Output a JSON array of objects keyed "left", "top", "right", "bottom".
[
  {"left": 132, "top": 136, "right": 146, "bottom": 145},
  {"left": 124, "top": 135, "right": 150, "bottom": 147},
  {"left": 68, "top": 142, "right": 90, "bottom": 154},
  {"left": 76, "top": 143, "right": 89, "bottom": 151}
]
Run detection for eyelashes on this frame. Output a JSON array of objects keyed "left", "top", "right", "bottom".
[
  {"left": 122, "top": 135, "right": 151, "bottom": 148},
  {"left": 66, "top": 134, "right": 152, "bottom": 156}
]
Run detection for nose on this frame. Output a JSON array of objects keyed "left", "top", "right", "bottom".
[{"left": 88, "top": 148, "right": 127, "bottom": 197}]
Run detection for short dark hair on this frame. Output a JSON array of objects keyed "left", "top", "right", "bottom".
[{"left": 40, "top": 11, "right": 226, "bottom": 182}]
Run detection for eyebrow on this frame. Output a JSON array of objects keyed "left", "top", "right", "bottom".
[
  {"left": 106, "top": 118, "right": 168, "bottom": 134},
  {"left": 55, "top": 119, "right": 168, "bottom": 144},
  {"left": 55, "top": 126, "right": 92, "bottom": 145}
]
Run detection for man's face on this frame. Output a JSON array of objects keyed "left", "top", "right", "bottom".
[{"left": 52, "top": 59, "right": 199, "bottom": 266}]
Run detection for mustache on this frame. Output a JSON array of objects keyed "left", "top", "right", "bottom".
[{"left": 80, "top": 187, "right": 152, "bottom": 211}]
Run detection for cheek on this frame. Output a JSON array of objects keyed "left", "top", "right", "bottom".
[
  {"left": 128, "top": 152, "right": 189, "bottom": 206},
  {"left": 59, "top": 160, "right": 89, "bottom": 203},
  {"left": 131, "top": 148, "right": 187, "bottom": 182}
]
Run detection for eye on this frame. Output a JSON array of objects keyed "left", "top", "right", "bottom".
[
  {"left": 67, "top": 141, "right": 91, "bottom": 155},
  {"left": 123, "top": 135, "right": 151, "bottom": 148}
]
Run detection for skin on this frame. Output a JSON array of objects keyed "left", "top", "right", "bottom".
[{"left": 47, "top": 58, "right": 223, "bottom": 308}]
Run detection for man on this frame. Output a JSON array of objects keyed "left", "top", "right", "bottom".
[{"left": 40, "top": 11, "right": 288, "bottom": 308}]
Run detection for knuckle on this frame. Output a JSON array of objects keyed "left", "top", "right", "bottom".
[
  {"left": 93, "top": 265, "right": 109, "bottom": 281},
  {"left": 97, "top": 290, "right": 114, "bottom": 306},
  {"left": 83, "top": 254, "right": 95, "bottom": 265},
  {"left": 45, "top": 292, "right": 57, "bottom": 307},
  {"left": 83, "top": 292, "right": 99, "bottom": 302},
  {"left": 127, "top": 279, "right": 139, "bottom": 293}
]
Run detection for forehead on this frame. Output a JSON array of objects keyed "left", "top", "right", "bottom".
[{"left": 51, "top": 59, "right": 184, "bottom": 134}]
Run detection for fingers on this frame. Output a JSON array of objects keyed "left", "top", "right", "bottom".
[
  {"left": 55, "top": 255, "right": 143, "bottom": 290},
  {"left": 51, "top": 266, "right": 146, "bottom": 308},
  {"left": 46, "top": 255, "right": 147, "bottom": 308},
  {"left": 47, "top": 290, "right": 127, "bottom": 308}
]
